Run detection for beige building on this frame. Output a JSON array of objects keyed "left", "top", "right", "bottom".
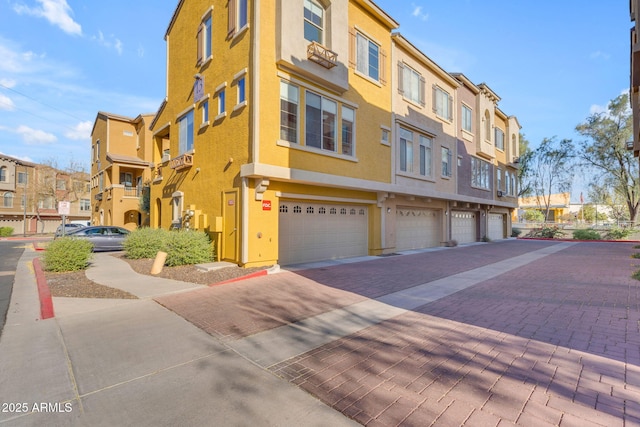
[
  {"left": 0, "top": 154, "right": 90, "bottom": 234},
  {"left": 90, "top": 112, "right": 155, "bottom": 230}
]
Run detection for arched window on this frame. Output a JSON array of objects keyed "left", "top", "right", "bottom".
[
  {"left": 3, "top": 192, "right": 14, "bottom": 208},
  {"left": 484, "top": 110, "right": 491, "bottom": 142}
]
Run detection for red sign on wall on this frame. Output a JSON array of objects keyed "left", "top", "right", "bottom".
[{"left": 262, "top": 200, "right": 271, "bottom": 211}]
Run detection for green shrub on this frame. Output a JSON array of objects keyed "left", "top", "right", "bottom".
[
  {"left": 123, "top": 227, "right": 169, "bottom": 259},
  {"left": 43, "top": 237, "right": 93, "bottom": 272},
  {"left": 164, "top": 230, "right": 214, "bottom": 267},
  {"left": 0, "top": 227, "right": 14, "bottom": 237},
  {"left": 572, "top": 229, "right": 601, "bottom": 240},
  {"left": 511, "top": 228, "right": 522, "bottom": 237},
  {"left": 532, "top": 226, "right": 565, "bottom": 239},
  {"left": 631, "top": 252, "right": 640, "bottom": 259},
  {"left": 604, "top": 227, "right": 634, "bottom": 240},
  {"left": 633, "top": 269, "right": 640, "bottom": 281}
]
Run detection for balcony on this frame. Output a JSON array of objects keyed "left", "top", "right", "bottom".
[
  {"left": 169, "top": 153, "right": 193, "bottom": 171},
  {"left": 307, "top": 41, "right": 338, "bottom": 69}
]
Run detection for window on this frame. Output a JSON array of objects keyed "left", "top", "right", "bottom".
[
  {"left": 497, "top": 168, "right": 502, "bottom": 191},
  {"left": 341, "top": 106, "right": 355, "bottom": 156},
  {"left": 462, "top": 105, "right": 472, "bottom": 132},
  {"left": 304, "top": 0, "right": 323, "bottom": 43},
  {"left": 56, "top": 179, "right": 66, "bottom": 190},
  {"left": 433, "top": 86, "right": 452, "bottom": 120},
  {"left": 280, "top": 81, "right": 298, "bottom": 143},
  {"left": 172, "top": 192, "right": 184, "bottom": 225},
  {"left": 99, "top": 172, "right": 104, "bottom": 191},
  {"left": 17, "top": 171, "right": 27, "bottom": 185},
  {"left": 202, "top": 100, "right": 209, "bottom": 124},
  {"left": 228, "top": 0, "right": 248, "bottom": 37},
  {"left": 218, "top": 89, "right": 226, "bottom": 116},
  {"left": 441, "top": 147, "right": 452, "bottom": 177},
  {"left": 305, "top": 92, "right": 336, "bottom": 151},
  {"left": 419, "top": 135, "right": 432, "bottom": 176},
  {"left": 399, "top": 63, "right": 424, "bottom": 106},
  {"left": 80, "top": 199, "right": 90, "bottom": 211},
  {"left": 178, "top": 110, "right": 194, "bottom": 154},
  {"left": 399, "top": 127, "right": 413, "bottom": 173},
  {"left": 120, "top": 172, "right": 133, "bottom": 187},
  {"left": 471, "top": 157, "right": 490, "bottom": 189},
  {"left": 0, "top": 166, "right": 6, "bottom": 182},
  {"left": 198, "top": 15, "right": 213, "bottom": 63},
  {"left": 38, "top": 196, "right": 55, "bottom": 210},
  {"left": 381, "top": 128, "right": 390, "bottom": 145},
  {"left": 495, "top": 128, "right": 505, "bottom": 150},
  {"left": 484, "top": 110, "right": 491, "bottom": 142},
  {"left": 237, "top": 76, "right": 246, "bottom": 105},
  {"left": 3, "top": 192, "right": 13, "bottom": 208},
  {"left": 505, "top": 171, "right": 516, "bottom": 196},
  {"left": 511, "top": 134, "right": 517, "bottom": 160},
  {"left": 94, "top": 140, "right": 100, "bottom": 162},
  {"left": 355, "top": 32, "right": 380, "bottom": 82}
]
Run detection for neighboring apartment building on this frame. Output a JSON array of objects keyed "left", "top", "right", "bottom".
[
  {"left": 90, "top": 112, "right": 155, "bottom": 230},
  {"left": 148, "top": 0, "right": 519, "bottom": 267},
  {"left": 631, "top": 0, "right": 640, "bottom": 156},
  {"left": 0, "top": 154, "right": 91, "bottom": 234}
]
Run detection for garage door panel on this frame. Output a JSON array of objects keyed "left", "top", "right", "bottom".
[
  {"left": 488, "top": 214, "right": 504, "bottom": 240},
  {"left": 279, "top": 202, "right": 368, "bottom": 265},
  {"left": 396, "top": 208, "right": 440, "bottom": 251},
  {"left": 452, "top": 211, "right": 476, "bottom": 244}
]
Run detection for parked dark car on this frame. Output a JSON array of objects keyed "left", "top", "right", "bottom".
[
  {"left": 65, "top": 226, "right": 130, "bottom": 251},
  {"left": 54, "top": 223, "right": 85, "bottom": 238}
]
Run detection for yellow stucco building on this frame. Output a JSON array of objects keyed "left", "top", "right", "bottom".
[{"left": 147, "top": 0, "right": 520, "bottom": 267}]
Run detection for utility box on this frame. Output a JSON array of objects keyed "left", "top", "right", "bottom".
[{"left": 211, "top": 216, "right": 223, "bottom": 232}]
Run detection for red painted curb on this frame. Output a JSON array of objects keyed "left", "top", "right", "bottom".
[
  {"left": 518, "top": 237, "right": 640, "bottom": 243},
  {"left": 209, "top": 269, "right": 268, "bottom": 287},
  {"left": 32, "top": 258, "right": 54, "bottom": 320}
]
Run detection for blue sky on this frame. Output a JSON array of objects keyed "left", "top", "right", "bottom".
[{"left": 0, "top": 1, "right": 629, "bottom": 201}]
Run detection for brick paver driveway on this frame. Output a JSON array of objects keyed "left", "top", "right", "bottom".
[{"left": 157, "top": 240, "right": 640, "bottom": 426}]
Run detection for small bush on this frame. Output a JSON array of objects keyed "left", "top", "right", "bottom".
[
  {"left": 124, "top": 227, "right": 170, "bottom": 259},
  {"left": 481, "top": 235, "right": 491, "bottom": 242},
  {"left": 633, "top": 269, "right": 640, "bottom": 281},
  {"left": 164, "top": 230, "right": 214, "bottom": 267},
  {"left": 511, "top": 228, "right": 522, "bottom": 238},
  {"left": 43, "top": 237, "right": 93, "bottom": 272},
  {"left": 572, "top": 229, "right": 601, "bottom": 240},
  {"left": 604, "top": 227, "right": 634, "bottom": 240},
  {"left": 631, "top": 253, "right": 640, "bottom": 259},
  {"left": 532, "top": 226, "right": 565, "bottom": 239},
  {"left": 0, "top": 227, "right": 14, "bottom": 237}
]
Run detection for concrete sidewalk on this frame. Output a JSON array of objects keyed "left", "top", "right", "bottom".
[{"left": 0, "top": 247, "right": 357, "bottom": 426}]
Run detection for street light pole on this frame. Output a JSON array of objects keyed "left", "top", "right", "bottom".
[{"left": 22, "top": 165, "right": 27, "bottom": 237}]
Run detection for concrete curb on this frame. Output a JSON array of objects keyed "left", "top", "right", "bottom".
[
  {"left": 209, "top": 269, "right": 267, "bottom": 287},
  {"left": 32, "top": 257, "right": 54, "bottom": 320}
]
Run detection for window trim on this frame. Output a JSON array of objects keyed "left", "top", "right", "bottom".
[
  {"left": 350, "top": 27, "right": 386, "bottom": 85},
  {"left": 398, "top": 62, "right": 425, "bottom": 107},
  {"left": 197, "top": 7, "right": 214, "bottom": 66},
  {"left": 177, "top": 107, "right": 195, "bottom": 155},
  {"left": 495, "top": 127, "right": 505, "bottom": 151},
  {"left": 462, "top": 103, "right": 472, "bottom": 133},
  {"left": 3, "top": 192, "right": 13, "bottom": 208},
  {"left": 441, "top": 146, "right": 452, "bottom": 178},
  {"left": 303, "top": 0, "right": 324, "bottom": 44},
  {"left": 433, "top": 85, "right": 453, "bottom": 122},
  {"left": 228, "top": 0, "right": 249, "bottom": 40}
]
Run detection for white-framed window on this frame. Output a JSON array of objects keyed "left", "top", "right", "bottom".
[
  {"left": 280, "top": 81, "right": 298, "bottom": 143},
  {"left": 305, "top": 91, "right": 336, "bottom": 151},
  {"left": 341, "top": 106, "right": 355, "bottom": 156},
  {"left": 497, "top": 168, "right": 502, "bottom": 191},
  {"left": 484, "top": 110, "right": 491, "bottom": 142},
  {"left": 399, "top": 127, "right": 413, "bottom": 173},
  {"left": 38, "top": 196, "right": 55, "bottom": 210},
  {"left": 433, "top": 86, "right": 452, "bottom": 121},
  {"left": 171, "top": 191, "right": 184, "bottom": 226},
  {"left": 353, "top": 30, "right": 384, "bottom": 83},
  {"left": 80, "top": 199, "right": 90, "bottom": 211},
  {"left": 228, "top": 0, "right": 248, "bottom": 38},
  {"left": 216, "top": 85, "right": 226, "bottom": 119},
  {"left": 233, "top": 71, "right": 247, "bottom": 110},
  {"left": 3, "top": 192, "right": 13, "bottom": 208},
  {"left": 304, "top": 0, "right": 324, "bottom": 44},
  {"left": 202, "top": 100, "right": 209, "bottom": 125},
  {"left": 399, "top": 62, "right": 424, "bottom": 106},
  {"left": 381, "top": 127, "right": 390, "bottom": 145},
  {"left": 462, "top": 104, "right": 472, "bottom": 132},
  {"left": 178, "top": 110, "right": 195, "bottom": 154},
  {"left": 419, "top": 135, "right": 432, "bottom": 177},
  {"left": 441, "top": 147, "right": 452, "bottom": 177},
  {"left": 505, "top": 170, "right": 516, "bottom": 196},
  {"left": 197, "top": 10, "right": 213, "bottom": 65},
  {"left": 495, "top": 128, "right": 505, "bottom": 150},
  {"left": 471, "top": 157, "right": 491, "bottom": 189},
  {"left": 0, "top": 166, "right": 6, "bottom": 182}
]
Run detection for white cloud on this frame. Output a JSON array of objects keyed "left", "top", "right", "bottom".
[
  {"left": 0, "top": 151, "right": 33, "bottom": 162},
  {"left": 0, "top": 78, "right": 17, "bottom": 88},
  {"left": 411, "top": 4, "right": 429, "bottom": 21},
  {"left": 64, "top": 120, "right": 92, "bottom": 140},
  {"left": 13, "top": 0, "right": 82, "bottom": 36},
  {"left": 589, "top": 51, "right": 610, "bottom": 61},
  {"left": 16, "top": 125, "right": 57, "bottom": 145},
  {"left": 92, "top": 31, "right": 123, "bottom": 55},
  {"left": 0, "top": 94, "right": 16, "bottom": 111}
]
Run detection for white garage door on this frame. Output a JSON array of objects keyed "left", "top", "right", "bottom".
[
  {"left": 451, "top": 211, "right": 477, "bottom": 244},
  {"left": 488, "top": 214, "right": 505, "bottom": 240},
  {"left": 396, "top": 207, "right": 440, "bottom": 251},
  {"left": 279, "top": 201, "right": 368, "bottom": 265}
]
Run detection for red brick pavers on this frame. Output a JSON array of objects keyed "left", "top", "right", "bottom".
[{"left": 268, "top": 241, "right": 640, "bottom": 426}]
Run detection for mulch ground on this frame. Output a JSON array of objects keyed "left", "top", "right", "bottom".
[{"left": 46, "top": 254, "right": 269, "bottom": 299}]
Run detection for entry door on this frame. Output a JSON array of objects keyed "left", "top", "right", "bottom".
[{"left": 223, "top": 191, "right": 238, "bottom": 261}]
